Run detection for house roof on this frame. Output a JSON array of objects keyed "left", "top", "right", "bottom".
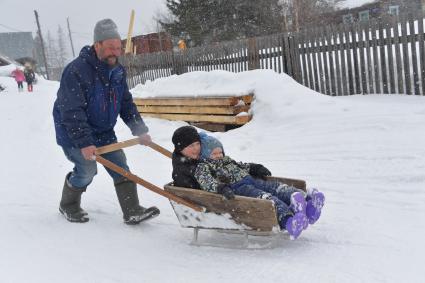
[
  {"left": 0, "top": 52, "right": 20, "bottom": 66},
  {"left": 339, "top": 0, "right": 377, "bottom": 9},
  {"left": 0, "top": 32, "right": 34, "bottom": 60}
]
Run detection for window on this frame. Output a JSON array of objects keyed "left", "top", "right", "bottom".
[
  {"left": 343, "top": 14, "right": 353, "bottom": 24},
  {"left": 359, "top": 10, "right": 370, "bottom": 21},
  {"left": 389, "top": 5, "right": 399, "bottom": 16}
]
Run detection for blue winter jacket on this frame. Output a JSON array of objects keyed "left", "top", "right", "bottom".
[{"left": 53, "top": 46, "right": 148, "bottom": 148}]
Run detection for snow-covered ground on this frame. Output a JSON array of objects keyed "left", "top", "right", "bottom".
[{"left": 0, "top": 68, "right": 424, "bottom": 282}]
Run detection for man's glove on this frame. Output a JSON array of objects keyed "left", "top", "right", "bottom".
[
  {"left": 249, "top": 163, "right": 272, "bottom": 179},
  {"left": 217, "top": 184, "right": 235, "bottom": 200}
]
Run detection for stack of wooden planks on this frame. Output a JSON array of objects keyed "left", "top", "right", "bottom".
[{"left": 134, "top": 93, "right": 254, "bottom": 131}]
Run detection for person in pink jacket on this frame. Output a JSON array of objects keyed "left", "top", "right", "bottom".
[{"left": 11, "top": 67, "right": 25, "bottom": 92}]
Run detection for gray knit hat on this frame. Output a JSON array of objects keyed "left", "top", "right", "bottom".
[{"left": 93, "top": 19, "right": 121, "bottom": 42}]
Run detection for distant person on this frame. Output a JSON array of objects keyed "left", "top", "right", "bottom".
[
  {"left": 11, "top": 67, "right": 25, "bottom": 92},
  {"left": 23, "top": 64, "right": 35, "bottom": 92},
  {"left": 53, "top": 18, "right": 159, "bottom": 224},
  {"left": 177, "top": 39, "right": 187, "bottom": 50}
]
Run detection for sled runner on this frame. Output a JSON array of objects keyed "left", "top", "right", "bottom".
[{"left": 94, "top": 138, "right": 307, "bottom": 246}]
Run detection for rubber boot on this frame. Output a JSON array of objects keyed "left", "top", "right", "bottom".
[
  {"left": 290, "top": 192, "right": 308, "bottom": 230},
  {"left": 59, "top": 173, "right": 89, "bottom": 223},
  {"left": 114, "top": 178, "right": 160, "bottom": 225},
  {"left": 306, "top": 189, "right": 325, "bottom": 224},
  {"left": 283, "top": 212, "right": 306, "bottom": 240}
]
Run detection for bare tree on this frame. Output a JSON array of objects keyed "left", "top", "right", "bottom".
[
  {"left": 46, "top": 30, "right": 59, "bottom": 68},
  {"left": 280, "top": 0, "right": 343, "bottom": 31},
  {"left": 33, "top": 33, "right": 46, "bottom": 74},
  {"left": 57, "top": 25, "right": 68, "bottom": 68}
]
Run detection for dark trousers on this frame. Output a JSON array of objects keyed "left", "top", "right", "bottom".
[{"left": 230, "top": 176, "right": 300, "bottom": 227}]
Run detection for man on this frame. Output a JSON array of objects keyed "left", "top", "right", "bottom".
[{"left": 53, "top": 19, "right": 160, "bottom": 224}]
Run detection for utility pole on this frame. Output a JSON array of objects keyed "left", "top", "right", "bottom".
[
  {"left": 157, "top": 21, "right": 163, "bottom": 52},
  {"left": 125, "top": 10, "right": 135, "bottom": 54},
  {"left": 66, "top": 17, "right": 76, "bottom": 58},
  {"left": 34, "top": 10, "right": 49, "bottom": 80},
  {"left": 294, "top": 0, "right": 300, "bottom": 32}
]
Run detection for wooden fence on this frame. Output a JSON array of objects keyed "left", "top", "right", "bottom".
[
  {"left": 122, "top": 11, "right": 425, "bottom": 96},
  {"left": 121, "top": 34, "right": 300, "bottom": 89}
]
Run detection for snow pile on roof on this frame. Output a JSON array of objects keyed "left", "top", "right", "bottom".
[{"left": 339, "top": 0, "right": 376, "bottom": 9}]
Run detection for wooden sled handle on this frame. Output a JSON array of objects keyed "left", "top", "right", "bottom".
[
  {"left": 94, "top": 155, "right": 203, "bottom": 212},
  {"left": 95, "top": 138, "right": 172, "bottom": 158},
  {"left": 148, "top": 142, "right": 172, "bottom": 158}
]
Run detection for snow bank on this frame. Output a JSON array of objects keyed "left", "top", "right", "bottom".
[
  {"left": 1, "top": 69, "right": 424, "bottom": 283},
  {"left": 0, "top": 64, "right": 18, "bottom": 77}
]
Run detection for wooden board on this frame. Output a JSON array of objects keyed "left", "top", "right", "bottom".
[
  {"left": 137, "top": 105, "right": 250, "bottom": 115},
  {"left": 408, "top": 17, "right": 420, "bottom": 95},
  {"left": 141, "top": 113, "right": 252, "bottom": 125},
  {"left": 134, "top": 93, "right": 254, "bottom": 107},
  {"left": 265, "top": 176, "right": 307, "bottom": 191},
  {"left": 386, "top": 20, "right": 395, "bottom": 94},
  {"left": 378, "top": 21, "right": 388, "bottom": 94},
  {"left": 352, "top": 23, "right": 361, "bottom": 94},
  {"left": 358, "top": 22, "right": 368, "bottom": 94},
  {"left": 164, "top": 185, "right": 279, "bottom": 232},
  {"left": 371, "top": 19, "right": 381, "bottom": 94},
  {"left": 338, "top": 25, "right": 348, "bottom": 95},
  {"left": 393, "top": 17, "right": 404, "bottom": 94},
  {"left": 417, "top": 12, "right": 425, "bottom": 95},
  {"left": 400, "top": 15, "right": 411, "bottom": 94},
  {"left": 164, "top": 176, "right": 306, "bottom": 232},
  {"left": 191, "top": 122, "right": 227, "bottom": 132}
]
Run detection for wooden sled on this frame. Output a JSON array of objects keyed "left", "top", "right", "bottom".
[
  {"left": 164, "top": 176, "right": 307, "bottom": 247},
  {"left": 95, "top": 138, "right": 308, "bottom": 247}
]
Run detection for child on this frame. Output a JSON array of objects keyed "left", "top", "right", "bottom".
[
  {"left": 11, "top": 67, "right": 25, "bottom": 92},
  {"left": 171, "top": 125, "right": 203, "bottom": 190},
  {"left": 201, "top": 132, "right": 325, "bottom": 221},
  {"left": 171, "top": 126, "right": 273, "bottom": 189},
  {"left": 171, "top": 126, "right": 325, "bottom": 239},
  {"left": 23, "top": 65, "right": 35, "bottom": 92}
]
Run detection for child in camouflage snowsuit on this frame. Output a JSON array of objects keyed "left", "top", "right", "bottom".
[{"left": 171, "top": 126, "right": 325, "bottom": 240}]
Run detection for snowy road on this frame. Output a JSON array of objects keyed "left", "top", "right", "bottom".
[{"left": 0, "top": 70, "right": 424, "bottom": 282}]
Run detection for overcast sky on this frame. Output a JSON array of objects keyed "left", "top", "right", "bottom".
[
  {"left": 0, "top": 0, "right": 167, "bottom": 57},
  {"left": 0, "top": 0, "right": 373, "bottom": 60}
]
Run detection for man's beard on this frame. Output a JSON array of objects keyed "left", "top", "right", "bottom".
[{"left": 102, "top": 55, "right": 118, "bottom": 67}]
